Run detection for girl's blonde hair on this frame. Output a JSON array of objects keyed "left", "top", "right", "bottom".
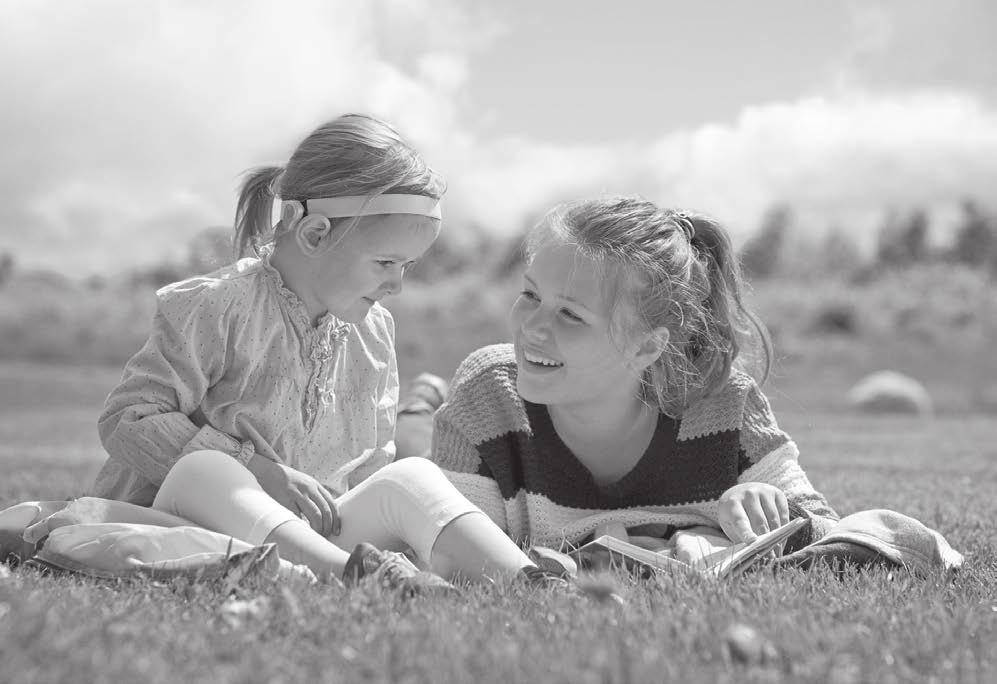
[
  {"left": 233, "top": 114, "right": 446, "bottom": 256},
  {"left": 526, "top": 196, "right": 772, "bottom": 417}
]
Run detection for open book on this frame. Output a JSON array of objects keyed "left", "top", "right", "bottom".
[{"left": 569, "top": 517, "right": 810, "bottom": 579}]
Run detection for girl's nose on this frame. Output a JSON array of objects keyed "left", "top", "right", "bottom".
[{"left": 383, "top": 269, "right": 403, "bottom": 296}]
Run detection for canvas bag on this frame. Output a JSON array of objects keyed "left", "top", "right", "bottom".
[{"left": 0, "top": 497, "right": 315, "bottom": 582}]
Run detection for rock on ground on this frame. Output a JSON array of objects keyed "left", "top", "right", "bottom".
[{"left": 847, "top": 370, "right": 933, "bottom": 416}]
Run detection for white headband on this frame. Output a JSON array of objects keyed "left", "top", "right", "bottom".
[{"left": 302, "top": 194, "right": 441, "bottom": 220}]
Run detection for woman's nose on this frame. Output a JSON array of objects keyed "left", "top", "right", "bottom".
[{"left": 520, "top": 305, "right": 551, "bottom": 340}]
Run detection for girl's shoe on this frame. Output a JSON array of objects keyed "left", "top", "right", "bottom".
[
  {"left": 343, "top": 542, "right": 458, "bottom": 596},
  {"left": 527, "top": 545, "right": 578, "bottom": 579},
  {"left": 519, "top": 564, "right": 575, "bottom": 591}
]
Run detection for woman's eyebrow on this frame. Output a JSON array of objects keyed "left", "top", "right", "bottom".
[{"left": 523, "top": 274, "right": 596, "bottom": 314}]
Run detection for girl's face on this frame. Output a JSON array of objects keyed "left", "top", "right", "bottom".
[
  {"left": 509, "top": 242, "right": 645, "bottom": 408},
  {"left": 305, "top": 214, "right": 440, "bottom": 324}
]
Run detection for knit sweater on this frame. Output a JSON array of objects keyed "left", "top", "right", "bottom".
[{"left": 431, "top": 344, "right": 838, "bottom": 550}]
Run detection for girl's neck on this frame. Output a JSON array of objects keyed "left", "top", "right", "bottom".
[{"left": 268, "top": 243, "right": 326, "bottom": 326}]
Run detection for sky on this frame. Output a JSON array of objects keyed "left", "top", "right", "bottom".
[{"left": 1, "top": 0, "right": 995, "bottom": 275}]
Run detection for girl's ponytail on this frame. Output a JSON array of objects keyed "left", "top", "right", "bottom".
[{"left": 234, "top": 165, "right": 284, "bottom": 257}]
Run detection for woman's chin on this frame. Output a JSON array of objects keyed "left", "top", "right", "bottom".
[{"left": 515, "top": 374, "right": 558, "bottom": 405}]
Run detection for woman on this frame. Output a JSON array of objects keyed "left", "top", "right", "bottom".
[{"left": 422, "top": 197, "right": 839, "bottom": 558}]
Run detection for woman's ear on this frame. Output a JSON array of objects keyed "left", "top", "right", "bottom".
[
  {"left": 630, "top": 326, "right": 670, "bottom": 371},
  {"left": 294, "top": 215, "right": 333, "bottom": 255}
]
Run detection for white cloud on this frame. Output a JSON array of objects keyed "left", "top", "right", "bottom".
[
  {"left": 0, "top": 0, "right": 478, "bottom": 272},
  {"left": 1, "top": 1, "right": 995, "bottom": 275},
  {"left": 444, "top": 89, "right": 997, "bottom": 248}
]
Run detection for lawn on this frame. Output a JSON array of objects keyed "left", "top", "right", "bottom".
[{"left": 1, "top": 358, "right": 995, "bottom": 684}]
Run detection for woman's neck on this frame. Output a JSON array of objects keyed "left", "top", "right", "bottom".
[{"left": 547, "top": 389, "right": 658, "bottom": 482}]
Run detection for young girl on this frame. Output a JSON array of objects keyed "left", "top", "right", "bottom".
[
  {"left": 89, "top": 114, "right": 546, "bottom": 592},
  {"left": 427, "top": 197, "right": 840, "bottom": 557}
]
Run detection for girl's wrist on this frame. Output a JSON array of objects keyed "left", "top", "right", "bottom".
[{"left": 246, "top": 453, "right": 273, "bottom": 478}]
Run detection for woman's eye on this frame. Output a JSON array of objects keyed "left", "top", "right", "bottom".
[
  {"left": 376, "top": 260, "right": 395, "bottom": 268},
  {"left": 519, "top": 290, "right": 539, "bottom": 302},
  {"left": 560, "top": 308, "right": 583, "bottom": 322}
]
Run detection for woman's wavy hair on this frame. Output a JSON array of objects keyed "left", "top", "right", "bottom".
[
  {"left": 233, "top": 114, "right": 446, "bottom": 257},
  {"left": 526, "top": 196, "right": 772, "bottom": 417}
]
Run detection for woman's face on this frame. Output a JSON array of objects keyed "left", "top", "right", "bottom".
[{"left": 509, "top": 242, "right": 643, "bottom": 408}]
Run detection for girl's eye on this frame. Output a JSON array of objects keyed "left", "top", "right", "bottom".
[
  {"left": 519, "top": 289, "right": 539, "bottom": 302},
  {"left": 376, "top": 260, "right": 395, "bottom": 268},
  {"left": 559, "top": 308, "right": 583, "bottom": 322}
]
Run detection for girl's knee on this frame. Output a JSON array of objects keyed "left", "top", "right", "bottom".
[
  {"left": 166, "top": 449, "right": 243, "bottom": 487},
  {"left": 373, "top": 457, "right": 446, "bottom": 488}
]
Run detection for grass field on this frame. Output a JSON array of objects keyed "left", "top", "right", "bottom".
[{"left": 1, "top": 357, "right": 996, "bottom": 683}]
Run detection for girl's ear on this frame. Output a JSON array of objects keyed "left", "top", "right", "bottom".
[
  {"left": 295, "top": 215, "right": 333, "bottom": 255},
  {"left": 630, "top": 326, "right": 670, "bottom": 371}
]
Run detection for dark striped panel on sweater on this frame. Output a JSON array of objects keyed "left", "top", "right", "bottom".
[{"left": 475, "top": 399, "right": 742, "bottom": 511}]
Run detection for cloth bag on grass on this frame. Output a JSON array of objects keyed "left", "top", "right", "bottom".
[
  {"left": 772, "top": 508, "right": 963, "bottom": 576},
  {"left": 0, "top": 497, "right": 315, "bottom": 583}
]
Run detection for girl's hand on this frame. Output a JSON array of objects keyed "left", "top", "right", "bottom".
[
  {"left": 248, "top": 455, "right": 341, "bottom": 537},
  {"left": 717, "top": 482, "right": 790, "bottom": 543}
]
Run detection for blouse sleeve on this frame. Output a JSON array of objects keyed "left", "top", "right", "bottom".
[
  {"left": 736, "top": 378, "right": 839, "bottom": 546},
  {"left": 97, "top": 284, "right": 255, "bottom": 489}
]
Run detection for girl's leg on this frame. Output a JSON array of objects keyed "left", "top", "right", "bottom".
[
  {"left": 154, "top": 451, "right": 533, "bottom": 583},
  {"left": 153, "top": 450, "right": 350, "bottom": 580},
  {"left": 331, "top": 457, "right": 534, "bottom": 581}
]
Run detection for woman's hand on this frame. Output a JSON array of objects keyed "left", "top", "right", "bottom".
[
  {"left": 247, "top": 455, "right": 341, "bottom": 537},
  {"left": 717, "top": 482, "right": 790, "bottom": 543}
]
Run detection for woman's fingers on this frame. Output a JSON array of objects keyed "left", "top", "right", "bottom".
[
  {"left": 775, "top": 492, "right": 791, "bottom": 528},
  {"left": 720, "top": 503, "right": 758, "bottom": 543},
  {"left": 742, "top": 493, "right": 771, "bottom": 536},
  {"left": 760, "top": 492, "right": 786, "bottom": 532}
]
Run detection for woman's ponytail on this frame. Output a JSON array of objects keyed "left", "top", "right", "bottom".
[
  {"left": 234, "top": 165, "right": 284, "bottom": 257},
  {"left": 684, "top": 213, "right": 772, "bottom": 390}
]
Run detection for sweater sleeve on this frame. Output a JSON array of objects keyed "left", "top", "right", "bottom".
[
  {"left": 429, "top": 348, "right": 514, "bottom": 534},
  {"left": 736, "top": 378, "right": 839, "bottom": 546},
  {"left": 96, "top": 282, "right": 255, "bottom": 495}
]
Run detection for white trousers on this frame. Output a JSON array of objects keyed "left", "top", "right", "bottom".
[{"left": 152, "top": 451, "right": 481, "bottom": 563}]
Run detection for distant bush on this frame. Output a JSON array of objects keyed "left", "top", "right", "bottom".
[
  {"left": 740, "top": 205, "right": 790, "bottom": 280},
  {"left": 818, "top": 228, "right": 864, "bottom": 278},
  {"left": 949, "top": 200, "right": 996, "bottom": 271},
  {"left": 809, "top": 299, "right": 860, "bottom": 336},
  {"left": 875, "top": 209, "right": 929, "bottom": 268},
  {"left": 0, "top": 252, "right": 14, "bottom": 287}
]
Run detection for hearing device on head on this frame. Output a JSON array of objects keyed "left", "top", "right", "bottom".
[{"left": 281, "top": 200, "right": 305, "bottom": 229}]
